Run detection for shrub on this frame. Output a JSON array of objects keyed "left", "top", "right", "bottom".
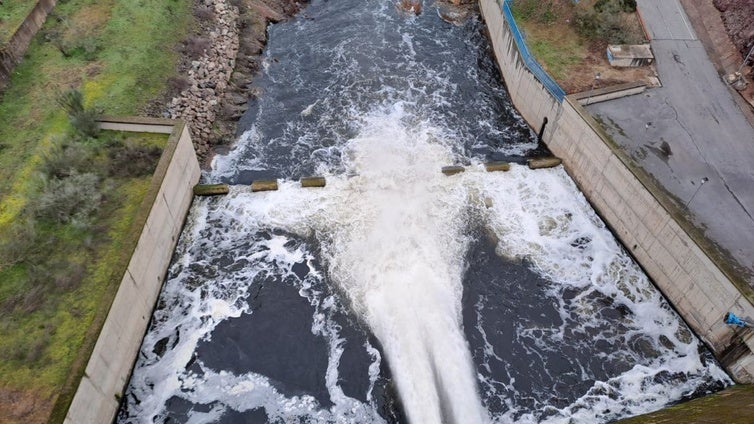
[
  {"left": 56, "top": 89, "right": 101, "bottom": 138},
  {"left": 194, "top": 6, "right": 215, "bottom": 23},
  {"left": 573, "top": 0, "right": 642, "bottom": 44},
  {"left": 181, "top": 36, "right": 211, "bottom": 60},
  {"left": 167, "top": 76, "right": 191, "bottom": 95},
  {"left": 66, "top": 36, "right": 101, "bottom": 62},
  {"left": 0, "top": 218, "right": 45, "bottom": 269},
  {"left": 107, "top": 143, "right": 163, "bottom": 177},
  {"left": 596, "top": 0, "right": 637, "bottom": 13},
  {"left": 27, "top": 259, "right": 86, "bottom": 292},
  {"left": 42, "top": 138, "right": 94, "bottom": 180},
  {"left": 32, "top": 172, "right": 103, "bottom": 227}
]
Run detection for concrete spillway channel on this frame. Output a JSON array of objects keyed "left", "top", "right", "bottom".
[{"left": 193, "top": 176, "right": 325, "bottom": 196}]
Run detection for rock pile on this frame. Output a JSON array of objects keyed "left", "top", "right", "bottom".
[
  {"left": 164, "top": 0, "right": 308, "bottom": 163},
  {"left": 714, "top": 0, "right": 754, "bottom": 71},
  {"left": 167, "top": 0, "right": 240, "bottom": 160}
]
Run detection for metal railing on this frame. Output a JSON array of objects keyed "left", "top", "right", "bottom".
[{"left": 501, "top": 0, "right": 566, "bottom": 102}]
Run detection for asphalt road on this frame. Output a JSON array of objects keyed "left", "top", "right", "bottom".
[{"left": 590, "top": 0, "right": 754, "bottom": 277}]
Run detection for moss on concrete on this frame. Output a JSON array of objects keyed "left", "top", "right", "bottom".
[{"left": 618, "top": 385, "right": 754, "bottom": 423}]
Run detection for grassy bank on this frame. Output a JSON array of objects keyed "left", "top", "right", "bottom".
[
  {"left": 0, "top": 0, "right": 38, "bottom": 43},
  {"left": 0, "top": 0, "right": 193, "bottom": 421}
]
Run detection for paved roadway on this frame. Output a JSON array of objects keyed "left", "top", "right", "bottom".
[{"left": 589, "top": 0, "right": 754, "bottom": 279}]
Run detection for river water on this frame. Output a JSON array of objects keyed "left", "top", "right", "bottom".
[{"left": 118, "top": 1, "right": 730, "bottom": 422}]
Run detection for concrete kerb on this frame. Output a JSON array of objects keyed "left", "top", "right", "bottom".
[
  {"left": 61, "top": 118, "right": 200, "bottom": 424},
  {"left": 572, "top": 81, "right": 648, "bottom": 106}
]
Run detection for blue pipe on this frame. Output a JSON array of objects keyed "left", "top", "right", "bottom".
[{"left": 724, "top": 312, "right": 750, "bottom": 328}]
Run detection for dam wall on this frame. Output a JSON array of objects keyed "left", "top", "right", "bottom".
[
  {"left": 479, "top": 0, "right": 754, "bottom": 383},
  {"left": 63, "top": 118, "right": 201, "bottom": 423}
]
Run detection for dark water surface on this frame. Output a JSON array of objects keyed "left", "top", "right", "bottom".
[{"left": 118, "top": 1, "right": 729, "bottom": 422}]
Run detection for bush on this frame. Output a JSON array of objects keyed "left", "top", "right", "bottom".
[
  {"left": 573, "top": 0, "right": 642, "bottom": 44},
  {"left": 181, "top": 36, "right": 211, "bottom": 60},
  {"left": 194, "top": 6, "right": 215, "bottom": 23},
  {"left": 65, "top": 36, "right": 101, "bottom": 62},
  {"left": 108, "top": 143, "right": 163, "bottom": 177},
  {"left": 42, "top": 138, "right": 95, "bottom": 180},
  {"left": 0, "top": 218, "right": 47, "bottom": 269},
  {"left": 596, "top": 0, "right": 637, "bottom": 13},
  {"left": 56, "top": 89, "right": 101, "bottom": 138},
  {"left": 167, "top": 76, "right": 191, "bottom": 95},
  {"left": 32, "top": 173, "right": 103, "bottom": 227}
]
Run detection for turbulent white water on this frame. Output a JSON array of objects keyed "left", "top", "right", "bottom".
[
  {"left": 121, "top": 109, "right": 729, "bottom": 423},
  {"left": 120, "top": 0, "right": 730, "bottom": 421}
]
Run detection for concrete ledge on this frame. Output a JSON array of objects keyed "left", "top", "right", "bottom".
[
  {"left": 617, "top": 384, "right": 754, "bottom": 423},
  {"left": 63, "top": 118, "right": 201, "bottom": 423},
  {"left": 572, "top": 81, "right": 647, "bottom": 105},
  {"left": 98, "top": 116, "right": 179, "bottom": 134}
]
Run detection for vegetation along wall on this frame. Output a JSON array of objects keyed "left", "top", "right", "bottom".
[{"left": 63, "top": 118, "right": 200, "bottom": 424}]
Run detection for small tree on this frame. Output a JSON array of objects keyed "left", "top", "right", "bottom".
[
  {"left": 56, "top": 89, "right": 101, "bottom": 138},
  {"left": 573, "top": 0, "right": 642, "bottom": 44}
]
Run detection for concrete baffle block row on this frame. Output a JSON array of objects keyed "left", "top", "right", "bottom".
[{"left": 443, "top": 161, "right": 554, "bottom": 175}]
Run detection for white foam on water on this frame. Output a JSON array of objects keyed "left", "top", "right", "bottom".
[
  {"left": 311, "top": 110, "right": 490, "bottom": 423},
  {"left": 216, "top": 107, "right": 490, "bottom": 423},
  {"left": 123, "top": 102, "right": 731, "bottom": 423},
  {"left": 471, "top": 166, "right": 731, "bottom": 422},
  {"left": 121, "top": 191, "right": 386, "bottom": 423}
]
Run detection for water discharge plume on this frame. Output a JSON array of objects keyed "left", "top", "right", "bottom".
[
  {"left": 318, "top": 115, "right": 489, "bottom": 423},
  {"left": 227, "top": 112, "right": 490, "bottom": 423}
]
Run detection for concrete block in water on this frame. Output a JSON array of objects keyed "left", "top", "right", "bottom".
[
  {"left": 193, "top": 183, "right": 230, "bottom": 196},
  {"left": 301, "top": 176, "right": 326, "bottom": 187},
  {"left": 528, "top": 157, "right": 562, "bottom": 169},
  {"left": 485, "top": 161, "right": 511, "bottom": 172},
  {"left": 442, "top": 166, "right": 465, "bottom": 176},
  {"left": 251, "top": 179, "right": 279, "bottom": 192}
]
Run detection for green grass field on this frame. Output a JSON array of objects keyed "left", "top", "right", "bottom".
[{"left": 0, "top": 0, "right": 193, "bottom": 421}]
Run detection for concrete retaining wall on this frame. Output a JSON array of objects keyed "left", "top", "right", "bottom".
[
  {"left": 63, "top": 119, "right": 201, "bottom": 423},
  {"left": 0, "top": 0, "right": 57, "bottom": 90},
  {"left": 479, "top": 0, "right": 754, "bottom": 382}
]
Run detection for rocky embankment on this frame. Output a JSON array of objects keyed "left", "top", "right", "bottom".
[
  {"left": 714, "top": 0, "right": 754, "bottom": 72},
  {"left": 164, "top": 0, "right": 306, "bottom": 163}
]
